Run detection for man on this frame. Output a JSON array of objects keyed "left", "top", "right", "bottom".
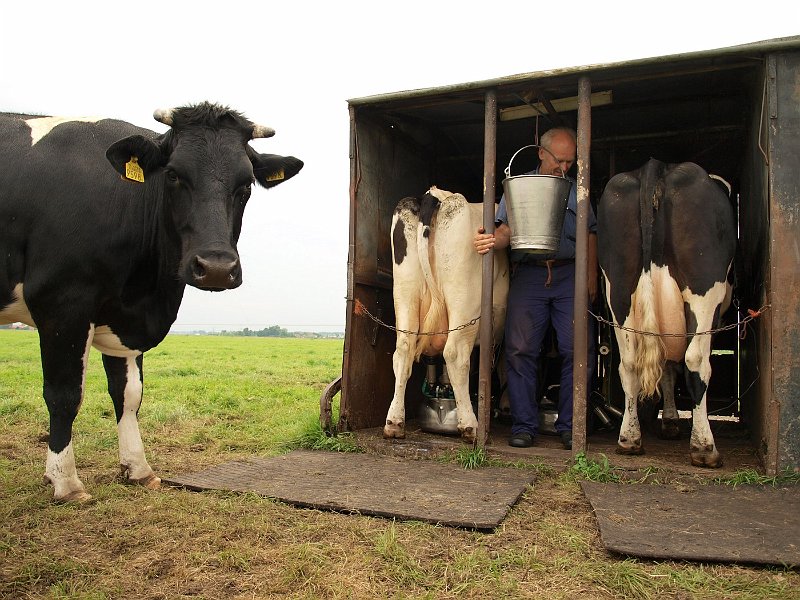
[{"left": 474, "top": 127, "right": 597, "bottom": 449}]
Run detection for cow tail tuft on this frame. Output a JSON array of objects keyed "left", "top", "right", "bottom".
[
  {"left": 634, "top": 272, "right": 665, "bottom": 399},
  {"left": 635, "top": 159, "right": 667, "bottom": 399},
  {"left": 416, "top": 193, "right": 445, "bottom": 359}
]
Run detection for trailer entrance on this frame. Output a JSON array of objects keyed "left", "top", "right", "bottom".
[{"left": 340, "top": 38, "right": 800, "bottom": 473}]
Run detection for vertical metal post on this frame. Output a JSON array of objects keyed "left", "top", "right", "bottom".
[
  {"left": 478, "top": 89, "right": 497, "bottom": 447},
  {"left": 572, "top": 77, "right": 591, "bottom": 455}
]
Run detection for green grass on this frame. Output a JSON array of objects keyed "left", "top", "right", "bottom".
[
  {"left": 712, "top": 468, "right": 800, "bottom": 488},
  {"left": 2, "top": 329, "right": 799, "bottom": 600},
  {"left": 568, "top": 451, "right": 623, "bottom": 483}
]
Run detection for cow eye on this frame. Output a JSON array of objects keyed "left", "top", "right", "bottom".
[
  {"left": 165, "top": 170, "right": 179, "bottom": 184},
  {"left": 237, "top": 183, "right": 252, "bottom": 201}
]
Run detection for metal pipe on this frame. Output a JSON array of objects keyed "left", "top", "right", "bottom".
[
  {"left": 478, "top": 89, "right": 498, "bottom": 447},
  {"left": 319, "top": 376, "right": 342, "bottom": 434},
  {"left": 572, "top": 77, "right": 592, "bottom": 456}
]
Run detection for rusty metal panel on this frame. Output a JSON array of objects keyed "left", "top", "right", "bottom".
[
  {"left": 340, "top": 113, "right": 431, "bottom": 431},
  {"left": 769, "top": 51, "right": 800, "bottom": 473},
  {"left": 737, "top": 62, "right": 772, "bottom": 469}
]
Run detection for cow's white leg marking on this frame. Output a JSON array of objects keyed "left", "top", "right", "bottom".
[
  {"left": 683, "top": 282, "right": 727, "bottom": 468},
  {"left": 44, "top": 324, "right": 94, "bottom": 502},
  {"left": 616, "top": 330, "right": 644, "bottom": 455},
  {"left": 604, "top": 273, "right": 645, "bottom": 455},
  {"left": 44, "top": 443, "right": 88, "bottom": 503},
  {"left": 116, "top": 356, "right": 160, "bottom": 488}
]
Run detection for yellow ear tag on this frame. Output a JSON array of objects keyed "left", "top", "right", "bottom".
[
  {"left": 266, "top": 168, "right": 285, "bottom": 182},
  {"left": 125, "top": 157, "right": 145, "bottom": 183}
]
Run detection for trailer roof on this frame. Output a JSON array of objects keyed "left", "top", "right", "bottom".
[
  {"left": 346, "top": 35, "right": 800, "bottom": 188},
  {"left": 347, "top": 36, "right": 800, "bottom": 106}
]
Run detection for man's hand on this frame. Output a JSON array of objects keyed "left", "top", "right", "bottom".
[{"left": 474, "top": 226, "right": 495, "bottom": 255}]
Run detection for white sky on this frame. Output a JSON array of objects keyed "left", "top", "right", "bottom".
[{"left": 2, "top": 2, "right": 796, "bottom": 332}]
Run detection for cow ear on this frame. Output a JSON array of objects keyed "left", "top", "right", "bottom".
[
  {"left": 106, "top": 135, "right": 165, "bottom": 181},
  {"left": 249, "top": 150, "right": 304, "bottom": 189}
]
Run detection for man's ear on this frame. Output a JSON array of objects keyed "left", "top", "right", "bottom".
[
  {"left": 106, "top": 135, "right": 165, "bottom": 181},
  {"left": 249, "top": 147, "right": 304, "bottom": 189}
]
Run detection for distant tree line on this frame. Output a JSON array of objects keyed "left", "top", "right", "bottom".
[
  {"left": 3, "top": 322, "right": 344, "bottom": 339},
  {"left": 220, "top": 326, "right": 292, "bottom": 338}
]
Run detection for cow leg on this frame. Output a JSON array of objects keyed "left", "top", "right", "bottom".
[
  {"left": 659, "top": 361, "right": 681, "bottom": 439},
  {"left": 384, "top": 326, "right": 417, "bottom": 439},
  {"left": 615, "top": 329, "right": 645, "bottom": 455},
  {"left": 39, "top": 322, "right": 95, "bottom": 502},
  {"left": 683, "top": 304, "right": 723, "bottom": 468},
  {"left": 385, "top": 282, "right": 421, "bottom": 439},
  {"left": 442, "top": 326, "right": 479, "bottom": 443},
  {"left": 102, "top": 354, "right": 161, "bottom": 488}
]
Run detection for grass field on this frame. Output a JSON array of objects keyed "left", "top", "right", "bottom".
[{"left": 1, "top": 329, "right": 798, "bottom": 599}]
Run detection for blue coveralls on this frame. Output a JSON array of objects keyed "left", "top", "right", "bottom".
[{"left": 496, "top": 172, "right": 597, "bottom": 437}]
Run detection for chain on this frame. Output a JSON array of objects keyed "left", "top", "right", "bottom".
[
  {"left": 589, "top": 304, "right": 770, "bottom": 339},
  {"left": 354, "top": 298, "right": 480, "bottom": 336},
  {"left": 356, "top": 296, "right": 770, "bottom": 340}
]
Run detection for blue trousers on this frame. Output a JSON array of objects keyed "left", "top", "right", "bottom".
[{"left": 504, "top": 262, "right": 595, "bottom": 436}]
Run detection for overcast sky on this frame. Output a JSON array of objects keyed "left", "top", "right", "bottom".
[{"left": 2, "top": 2, "right": 796, "bottom": 332}]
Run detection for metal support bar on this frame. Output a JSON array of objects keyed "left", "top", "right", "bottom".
[
  {"left": 572, "top": 77, "right": 591, "bottom": 456},
  {"left": 478, "top": 89, "right": 497, "bottom": 447}
]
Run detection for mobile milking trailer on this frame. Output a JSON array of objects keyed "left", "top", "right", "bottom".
[{"left": 325, "top": 36, "right": 800, "bottom": 475}]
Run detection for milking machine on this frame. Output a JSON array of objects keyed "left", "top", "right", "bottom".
[{"left": 417, "top": 355, "right": 480, "bottom": 434}]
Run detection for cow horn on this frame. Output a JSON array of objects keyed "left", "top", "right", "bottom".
[
  {"left": 153, "top": 108, "right": 174, "bottom": 126},
  {"left": 251, "top": 125, "right": 276, "bottom": 139}
]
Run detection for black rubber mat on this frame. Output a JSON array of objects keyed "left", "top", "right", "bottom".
[
  {"left": 164, "top": 450, "right": 535, "bottom": 530},
  {"left": 581, "top": 480, "right": 800, "bottom": 566}
]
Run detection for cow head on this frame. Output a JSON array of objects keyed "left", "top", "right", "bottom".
[{"left": 105, "top": 102, "right": 303, "bottom": 291}]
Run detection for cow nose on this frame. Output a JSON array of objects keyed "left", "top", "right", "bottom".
[{"left": 190, "top": 255, "right": 242, "bottom": 290}]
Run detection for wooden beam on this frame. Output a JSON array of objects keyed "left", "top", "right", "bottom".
[{"left": 500, "top": 90, "right": 612, "bottom": 121}]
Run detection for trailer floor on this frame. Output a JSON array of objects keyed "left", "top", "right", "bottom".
[{"left": 353, "top": 416, "right": 762, "bottom": 479}]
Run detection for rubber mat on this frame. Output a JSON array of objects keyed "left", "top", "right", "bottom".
[
  {"left": 164, "top": 450, "right": 535, "bottom": 530},
  {"left": 581, "top": 480, "right": 800, "bottom": 566}
]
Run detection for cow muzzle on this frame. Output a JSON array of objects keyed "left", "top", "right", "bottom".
[{"left": 187, "top": 253, "right": 242, "bottom": 291}]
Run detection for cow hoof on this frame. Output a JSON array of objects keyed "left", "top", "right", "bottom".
[
  {"left": 659, "top": 418, "right": 681, "bottom": 440},
  {"left": 383, "top": 421, "right": 405, "bottom": 439},
  {"left": 460, "top": 426, "right": 476, "bottom": 444},
  {"left": 56, "top": 490, "right": 94, "bottom": 504},
  {"left": 131, "top": 473, "right": 162, "bottom": 490},
  {"left": 616, "top": 442, "right": 645, "bottom": 456},
  {"left": 690, "top": 447, "right": 723, "bottom": 468}
]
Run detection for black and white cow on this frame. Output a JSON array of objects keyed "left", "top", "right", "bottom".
[
  {"left": 0, "top": 103, "right": 303, "bottom": 501},
  {"left": 598, "top": 159, "right": 735, "bottom": 468},
  {"left": 384, "top": 187, "right": 509, "bottom": 442}
]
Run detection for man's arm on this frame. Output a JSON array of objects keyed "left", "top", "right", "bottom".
[{"left": 474, "top": 223, "right": 511, "bottom": 255}]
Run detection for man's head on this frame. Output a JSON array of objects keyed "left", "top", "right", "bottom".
[{"left": 538, "top": 127, "right": 577, "bottom": 176}]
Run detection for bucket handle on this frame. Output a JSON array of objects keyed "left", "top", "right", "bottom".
[{"left": 504, "top": 144, "right": 567, "bottom": 179}]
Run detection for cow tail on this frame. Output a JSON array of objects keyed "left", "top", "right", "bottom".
[
  {"left": 416, "top": 192, "right": 446, "bottom": 359},
  {"left": 635, "top": 159, "right": 666, "bottom": 399}
]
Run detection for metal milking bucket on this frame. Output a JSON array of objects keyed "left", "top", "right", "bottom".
[{"left": 501, "top": 144, "right": 572, "bottom": 253}]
